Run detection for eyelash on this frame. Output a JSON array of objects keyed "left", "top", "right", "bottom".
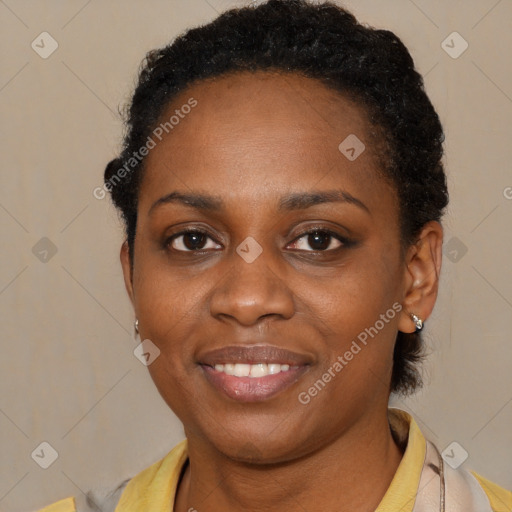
[{"left": 164, "top": 227, "right": 354, "bottom": 254}]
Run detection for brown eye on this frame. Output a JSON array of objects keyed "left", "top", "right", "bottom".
[
  {"left": 288, "top": 230, "right": 345, "bottom": 252},
  {"left": 168, "top": 230, "right": 222, "bottom": 252}
]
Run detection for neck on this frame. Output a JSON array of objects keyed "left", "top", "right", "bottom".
[{"left": 175, "top": 408, "right": 404, "bottom": 512}]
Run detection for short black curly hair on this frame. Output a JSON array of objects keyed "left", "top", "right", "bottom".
[{"left": 104, "top": 0, "right": 448, "bottom": 396}]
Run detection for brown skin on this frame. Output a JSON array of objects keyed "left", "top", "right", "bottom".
[{"left": 120, "top": 71, "right": 443, "bottom": 512}]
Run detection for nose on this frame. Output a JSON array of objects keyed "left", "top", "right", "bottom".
[{"left": 209, "top": 245, "right": 295, "bottom": 327}]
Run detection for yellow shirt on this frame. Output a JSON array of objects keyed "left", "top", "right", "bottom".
[{"left": 38, "top": 410, "right": 512, "bottom": 512}]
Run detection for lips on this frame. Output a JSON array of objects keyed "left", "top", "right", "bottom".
[{"left": 199, "top": 345, "right": 311, "bottom": 402}]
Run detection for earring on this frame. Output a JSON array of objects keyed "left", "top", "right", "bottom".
[
  {"left": 410, "top": 313, "right": 423, "bottom": 332},
  {"left": 134, "top": 319, "right": 139, "bottom": 336}
]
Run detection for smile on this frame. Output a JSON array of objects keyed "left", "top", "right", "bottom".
[
  {"left": 201, "top": 364, "right": 308, "bottom": 402},
  {"left": 198, "top": 344, "right": 312, "bottom": 402}
]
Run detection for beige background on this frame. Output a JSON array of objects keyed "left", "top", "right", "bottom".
[{"left": 1, "top": 0, "right": 511, "bottom": 510}]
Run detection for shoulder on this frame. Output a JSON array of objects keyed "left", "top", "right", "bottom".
[
  {"left": 387, "top": 409, "right": 511, "bottom": 512},
  {"left": 471, "top": 472, "right": 512, "bottom": 512},
  {"left": 115, "top": 438, "right": 188, "bottom": 508},
  {"left": 37, "top": 440, "right": 188, "bottom": 512}
]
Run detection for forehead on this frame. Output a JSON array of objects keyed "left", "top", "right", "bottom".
[
  {"left": 139, "top": 71, "right": 392, "bottom": 211},
  {"left": 185, "top": 70, "right": 367, "bottom": 132}
]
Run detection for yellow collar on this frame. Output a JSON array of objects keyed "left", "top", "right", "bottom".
[{"left": 376, "top": 408, "right": 426, "bottom": 511}]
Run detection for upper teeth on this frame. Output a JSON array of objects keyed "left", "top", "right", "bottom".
[{"left": 214, "top": 363, "right": 292, "bottom": 377}]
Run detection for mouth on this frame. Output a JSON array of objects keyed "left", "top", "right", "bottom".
[{"left": 199, "top": 345, "right": 311, "bottom": 402}]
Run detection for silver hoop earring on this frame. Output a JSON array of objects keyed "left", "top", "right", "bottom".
[
  {"left": 134, "top": 319, "right": 139, "bottom": 335},
  {"left": 410, "top": 313, "right": 423, "bottom": 332}
]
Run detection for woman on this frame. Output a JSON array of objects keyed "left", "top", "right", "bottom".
[{"left": 40, "top": 0, "right": 512, "bottom": 510}]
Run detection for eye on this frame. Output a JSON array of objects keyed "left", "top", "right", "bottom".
[
  {"left": 287, "top": 229, "right": 347, "bottom": 252},
  {"left": 167, "top": 229, "right": 222, "bottom": 252}
]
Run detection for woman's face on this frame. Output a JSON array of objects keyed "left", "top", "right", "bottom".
[{"left": 121, "top": 71, "right": 432, "bottom": 462}]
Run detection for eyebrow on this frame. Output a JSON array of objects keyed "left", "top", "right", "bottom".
[
  {"left": 278, "top": 190, "right": 370, "bottom": 214},
  {"left": 148, "top": 189, "right": 370, "bottom": 216}
]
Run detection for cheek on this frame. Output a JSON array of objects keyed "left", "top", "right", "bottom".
[
  {"left": 135, "top": 263, "right": 209, "bottom": 412},
  {"left": 135, "top": 272, "right": 205, "bottom": 351},
  {"left": 299, "top": 248, "right": 402, "bottom": 394},
  {"left": 297, "top": 278, "right": 400, "bottom": 413},
  {"left": 131, "top": 254, "right": 196, "bottom": 359},
  {"left": 303, "top": 252, "right": 401, "bottom": 339}
]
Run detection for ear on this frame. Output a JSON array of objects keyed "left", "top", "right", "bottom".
[
  {"left": 120, "top": 240, "right": 135, "bottom": 306},
  {"left": 398, "top": 221, "right": 443, "bottom": 334}
]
